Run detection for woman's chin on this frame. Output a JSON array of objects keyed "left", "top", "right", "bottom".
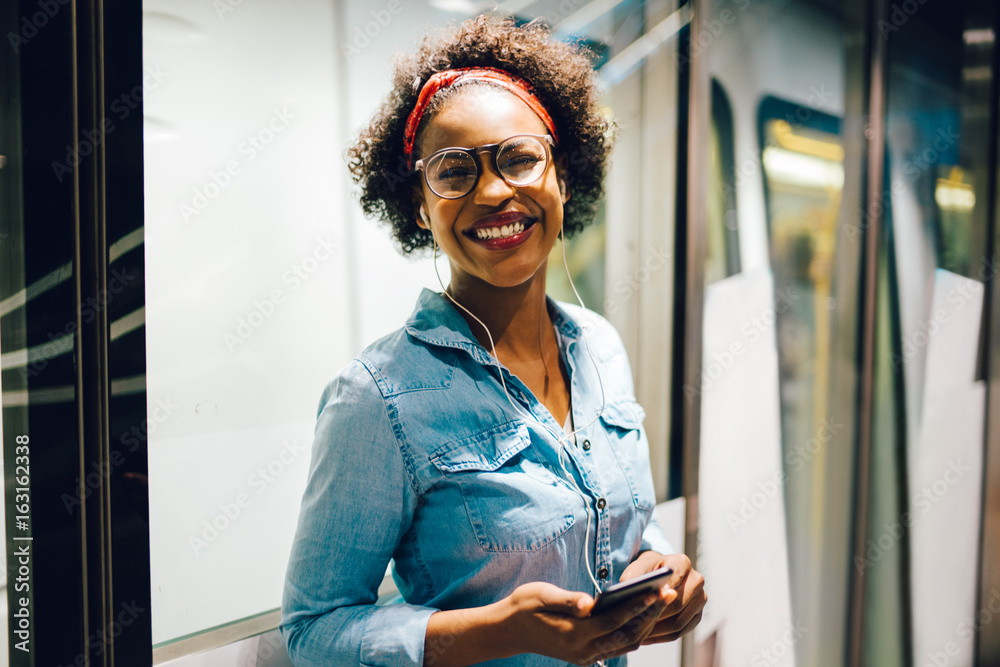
[{"left": 476, "top": 260, "right": 551, "bottom": 290}]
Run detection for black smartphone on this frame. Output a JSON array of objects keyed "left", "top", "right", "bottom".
[{"left": 590, "top": 566, "right": 674, "bottom": 614}]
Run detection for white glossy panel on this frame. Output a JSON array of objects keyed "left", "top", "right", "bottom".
[
  {"left": 696, "top": 267, "right": 796, "bottom": 667},
  {"left": 909, "top": 269, "right": 985, "bottom": 667}
]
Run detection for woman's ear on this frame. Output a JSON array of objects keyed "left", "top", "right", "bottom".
[
  {"left": 411, "top": 187, "right": 429, "bottom": 229},
  {"left": 555, "top": 155, "right": 570, "bottom": 204}
]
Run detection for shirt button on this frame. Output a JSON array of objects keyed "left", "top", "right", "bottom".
[
  {"left": 582, "top": 439, "right": 591, "bottom": 451},
  {"left": 598, "top": 567, "right": 609, "bottom": 580},
  {"left": 596, "top": 497, "right": 606, "bottom": 510}
]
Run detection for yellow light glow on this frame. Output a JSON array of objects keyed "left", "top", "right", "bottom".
[
  {"left": 935, "top": 179, "right": 976, "bottom": 212},
  {"left": 763, "top": 147, "right": 844, "bottom": 190},
  {"left": 771, "top": 120, "right": 845, "bottom": 162}
]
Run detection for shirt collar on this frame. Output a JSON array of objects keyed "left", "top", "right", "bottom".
[{"left": 404, "top": 288, "right": 582, "bottom": 364}]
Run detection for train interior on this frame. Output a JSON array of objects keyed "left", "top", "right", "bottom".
[{"left": 0, "top": 0, "right": 998, "bottom": 665}]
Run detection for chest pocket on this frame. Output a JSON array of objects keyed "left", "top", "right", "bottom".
[
  {"left": 599, "top": 400, "right": 657, "bottom": 512},
  {"left": 429, "top": 420, "right": 577, "bottom": 553}
]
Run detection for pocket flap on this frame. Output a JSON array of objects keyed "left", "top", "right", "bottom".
[
  {"left": 598, "top": 399, "right": 646, "bottom": 430},
  {"left": 429, "top": 420, "right": 531, "bottom": 472}
]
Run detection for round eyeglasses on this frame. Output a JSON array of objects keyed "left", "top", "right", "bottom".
[{"left": 413, "top": 133, "right": 555, "bottom": 200}]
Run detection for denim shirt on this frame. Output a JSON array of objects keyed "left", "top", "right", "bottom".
[{"left": 281, "top": 288, "right": 672, "bottom": 667}]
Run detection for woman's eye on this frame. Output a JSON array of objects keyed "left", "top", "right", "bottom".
[
  {"left": 507, "top": 155, "right": 541, "bottom": 167},
  {"left": 437, "top": 167, "right": 475, "bottom": 182}
]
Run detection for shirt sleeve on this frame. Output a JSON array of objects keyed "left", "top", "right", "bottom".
[
  {"left": 640, "top": 511, "right": 675, "bottom": 556},
  {"left": 281, "top": 360, "right": 436, "bottom": 667}
]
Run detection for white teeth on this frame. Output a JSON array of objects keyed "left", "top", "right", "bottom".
[{"left": 474, "top": 221, "right": 528, "bottom": 240}]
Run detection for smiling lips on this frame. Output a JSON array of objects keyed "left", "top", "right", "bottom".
[
  {"left": 464, "top": 212, "right": 537, "bottom": 251},
  {"left": 472, "top": 221, "right": 527, "bottom": 240}
]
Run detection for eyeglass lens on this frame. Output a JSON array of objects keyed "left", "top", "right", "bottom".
[{"left": 425, "top": 135, "right": 549, "bottom": 199}]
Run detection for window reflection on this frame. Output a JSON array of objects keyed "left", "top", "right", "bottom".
[
  {"left": 883, "top": 1, "right": 991, "bottom": 661},
  {"left": 707, "top": 80, "right": 740, "bottom": 286},
  {"left": 760, "top": 100, "right": 843, "bottom": 476}
]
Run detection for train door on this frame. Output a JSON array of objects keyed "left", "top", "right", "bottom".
[{"left": 692, "top": 1, "right": 1000, "bottom": 666}]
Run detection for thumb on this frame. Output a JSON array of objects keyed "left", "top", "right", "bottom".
[{"left": 533, "top": 583, "right": 594, "bottom": 618}]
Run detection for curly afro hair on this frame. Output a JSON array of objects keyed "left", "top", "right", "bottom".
[{"left": 346, "top": 13, "right": 615, "bottom": 255}]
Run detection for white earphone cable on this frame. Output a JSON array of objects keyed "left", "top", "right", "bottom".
[{"left": 430, "top": 227, "right": 607, "bottom": 596}]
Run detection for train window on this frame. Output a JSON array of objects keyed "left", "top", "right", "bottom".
[
  {"left": 934, "top": 165, "right": 976, "bottom": 275},
  {"left": 698, "top": 2, "right": 868, "bottom": 664},
  {"left": 881, "top": 1, "right": 992, "bottom": 662},
  {"left": 757, "top": 94, "right": 843, "bottom": 472},
  {"left": 706, "top": 79, "right": 740, "bottom": 285}
]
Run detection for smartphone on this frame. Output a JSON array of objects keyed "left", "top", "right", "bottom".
[{"left": 590, "top": 566, "right": 674, "bottom": 614}]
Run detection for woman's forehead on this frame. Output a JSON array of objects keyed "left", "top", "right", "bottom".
[{"left": 417, "top": 86, "right": 550, "bottom": 153}]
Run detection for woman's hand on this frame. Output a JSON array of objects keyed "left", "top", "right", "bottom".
[
  {"left": 499, "top": 581, "right": 670, "bottom": 665},
  {"left": 618, "top": 551, "right": 707, "bottom": 645},
  {"left": 424, "top": 580, "right": 670, "bottom": 666}
]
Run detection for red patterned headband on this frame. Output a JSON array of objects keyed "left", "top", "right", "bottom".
[{"left": 403, "top": 66, "right": 559, "bottom": 169}]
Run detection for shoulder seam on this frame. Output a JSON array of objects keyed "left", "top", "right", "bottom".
[{"left": 355, "top": 358, "right": 422, "bottom": 496}]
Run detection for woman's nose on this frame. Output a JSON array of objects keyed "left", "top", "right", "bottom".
[{"left": 471, "top": 161, "right": 516, "bottom": 204}]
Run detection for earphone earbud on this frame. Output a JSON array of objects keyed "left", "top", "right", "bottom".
[
  {"left": 558, "top": 179, "right": 568, "bottom": 202},
  {"left": 419, "top": 208, "right": 430, "bottom": 226}
]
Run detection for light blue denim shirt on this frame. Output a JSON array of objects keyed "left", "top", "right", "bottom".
[{"left": 281, "top": 288, "right": 672, "bottom": 667}]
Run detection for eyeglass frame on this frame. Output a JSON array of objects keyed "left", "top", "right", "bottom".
[{"left": 412, "top": 133, "right": 557, "bottom": 200}]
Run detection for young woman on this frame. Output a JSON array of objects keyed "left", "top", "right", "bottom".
[{"left": 281, "top": 14, "right": 706, "bottom": 666}]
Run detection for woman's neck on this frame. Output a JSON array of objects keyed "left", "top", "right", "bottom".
[{"left": 445, "top": 264, "right": 554, "bottom": 363}]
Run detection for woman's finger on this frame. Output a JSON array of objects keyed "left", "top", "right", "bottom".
[
  {"left": 588, "top": 593, "right": 661, "bottom": 636},
  {"left": 642, "top": 611, "right": 704, "bottom": 645},
  {"left": 586, "top": 597, "right": 666, "bottom": 661},
  {"left": 647, "top": 595, "right": 703, "bottom": 638},
  {"left": 657, "top": 565, "right": 705, "bottom": 619}
]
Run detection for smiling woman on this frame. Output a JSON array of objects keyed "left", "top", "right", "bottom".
[
  {"left": 345, "top": 14, "right": 613, "bottom": 255},
  {"left": 279, "top": 11, "right": 705, "bottom": 667}
]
